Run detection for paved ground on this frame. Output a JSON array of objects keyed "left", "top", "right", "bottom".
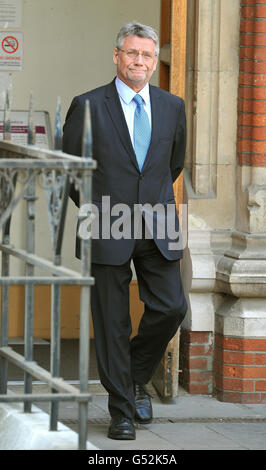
[{"left": 10, "top": 383, "right": 266, "bottom": 451}]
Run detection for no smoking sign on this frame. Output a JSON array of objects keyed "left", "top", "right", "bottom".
[
  {"left": 2, "top": 36, "right": 19, "bottom": 54},
  {"left": 0, "top": 32, "right": 23, "bottom": 71}
]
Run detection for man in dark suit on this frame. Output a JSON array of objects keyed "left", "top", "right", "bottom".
[{"left": 63, "top": 21, "right": 187, "bottom": 440}]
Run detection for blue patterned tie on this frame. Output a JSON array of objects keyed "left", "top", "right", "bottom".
[{"left": 133, "top": 94, "right": 151, "bottom": 171}]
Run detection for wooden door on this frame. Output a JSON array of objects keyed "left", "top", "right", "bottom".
[{"left": 151, "top": 0, "right": 187, "bottom": 397}]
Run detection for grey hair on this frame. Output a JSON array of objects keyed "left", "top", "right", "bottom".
[{"left": 116, "top": 21, "right": 160, "bottom": 56}]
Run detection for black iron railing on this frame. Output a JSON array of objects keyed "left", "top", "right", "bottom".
[{"left": 0, "top": 91, "right": 96, "bottom": 450}]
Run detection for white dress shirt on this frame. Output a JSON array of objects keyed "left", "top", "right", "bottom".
[{"left": 115, "top": 77, "right": 152, "bottom": 148}]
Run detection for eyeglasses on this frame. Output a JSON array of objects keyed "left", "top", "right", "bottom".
[{"left": 118, "top": 48, "right": 156, "bottom": 62}]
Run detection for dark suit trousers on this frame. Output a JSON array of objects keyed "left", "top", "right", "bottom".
[{"left": 91, "top": 238, "right": 187, "bottom": 420}]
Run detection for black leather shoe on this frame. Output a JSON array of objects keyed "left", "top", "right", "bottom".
[
  {"left": 134, "top": 383, "right": 153, "bottom": 424},
  {"left": 108, "top": 416, "right": 136, "bottom": 440}
]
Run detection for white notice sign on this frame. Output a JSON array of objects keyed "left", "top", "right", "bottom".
[
  {"left": 0, "top": 0, "right": 22, "bottom": 28},
  {"left": 0, "top": 31, "right": 22, "bottom": 70},
  {"left": 0, "top": 110, "right": 52, "bottom": 149}
]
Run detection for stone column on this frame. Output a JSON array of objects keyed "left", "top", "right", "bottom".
[
  {"left": 214, "top": 0, "right": 266, "bottom": 403},
  {"left": 180, "top": 0, "right": 240, "bottom": 395}
]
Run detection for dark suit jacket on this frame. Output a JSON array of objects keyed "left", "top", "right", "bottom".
[{"left": 63, "top": 78, "right": 186, "bottom": 265}]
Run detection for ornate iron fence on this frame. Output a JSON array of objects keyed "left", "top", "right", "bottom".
[{"left": 0, "top": 91, "right": 96, "bottom": 450}]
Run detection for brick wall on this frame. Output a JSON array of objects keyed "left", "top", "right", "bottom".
[
  {"left": 179, "top": 330, "right": 213, "bottom": 394},
  {"left": 214, "top": 334, "right": 266, "bottom": 403},
  {"left": 237, "top": 0, "right": 266, "bottom": 166}
]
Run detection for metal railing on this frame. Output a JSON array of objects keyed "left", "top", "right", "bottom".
[{"left": 0, "top": 91, "right": 96, "bottom": 450}]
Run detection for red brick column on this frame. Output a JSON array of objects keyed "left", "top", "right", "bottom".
[
  {"left": 179, "top": 330, "right": 213, "bottom": 394},
  {"left": 214, "top": 335, "right": 266, "bottom": 403},
  {"left": 237, "top": 0, "right": 266, "bottom": 166}
]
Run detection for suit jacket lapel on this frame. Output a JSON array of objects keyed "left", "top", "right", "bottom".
[
  {"left": 104, "top": 80, "right": 139, "bottom": 171},
  {"left": 104, "top": 80, "right": 162, "bottom": 173}
]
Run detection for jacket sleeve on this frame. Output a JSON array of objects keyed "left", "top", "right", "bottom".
[
  {"left": 170, "top": 98, "right": 187, "bottom": 183},
  {"left": 63, "top": 96, "right": 85, "bottom": 207}
]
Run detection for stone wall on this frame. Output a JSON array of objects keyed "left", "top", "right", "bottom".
[{"left": 181, "top": 0, "right": 266, "bottom": 403}]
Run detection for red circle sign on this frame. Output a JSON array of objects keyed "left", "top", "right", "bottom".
[{"left": 2, "top": 36, "right": 19, "bottom": 54}]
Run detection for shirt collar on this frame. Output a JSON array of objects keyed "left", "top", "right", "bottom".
[{"left": 115, "top": 77, "right": 150, "bottom": 105}]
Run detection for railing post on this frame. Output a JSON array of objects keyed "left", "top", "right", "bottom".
[
  {"left": 0, "top": 220, "right": 11, "bottom": 394},
  {"left": 24, "top": 91, "right": 36, "bottom": 412},
  {"left": 78, "top": 99, "right": 93, "bottom": 450},
  {"left": 1, "top": 86, "right": 13, "bottom": 394},
  {"left": 3, "top": 86, "right": 11, "bottom": 142},
  {"left": 23, "top": 176, "right": 36, "bottom": 413},
  {"left": 49, "top": 254, "right": 61, "bottom": 430},
  {"left": 49, "top": 97, "right": 63, "bottom": 430}
]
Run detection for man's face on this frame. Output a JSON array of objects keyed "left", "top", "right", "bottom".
[{"left": 113, "top": 35, "right": 158, "bottom": 92}]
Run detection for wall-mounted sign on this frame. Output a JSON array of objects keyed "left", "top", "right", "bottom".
[
  {"left": 0, "top": 31, "right": 22, "bottom": 70},
  {"left": 0, "top": 0, "right": 22, "bottom": 28},
  {"left": 0, "top": 110, "right": 52, "bottom": 149}
]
